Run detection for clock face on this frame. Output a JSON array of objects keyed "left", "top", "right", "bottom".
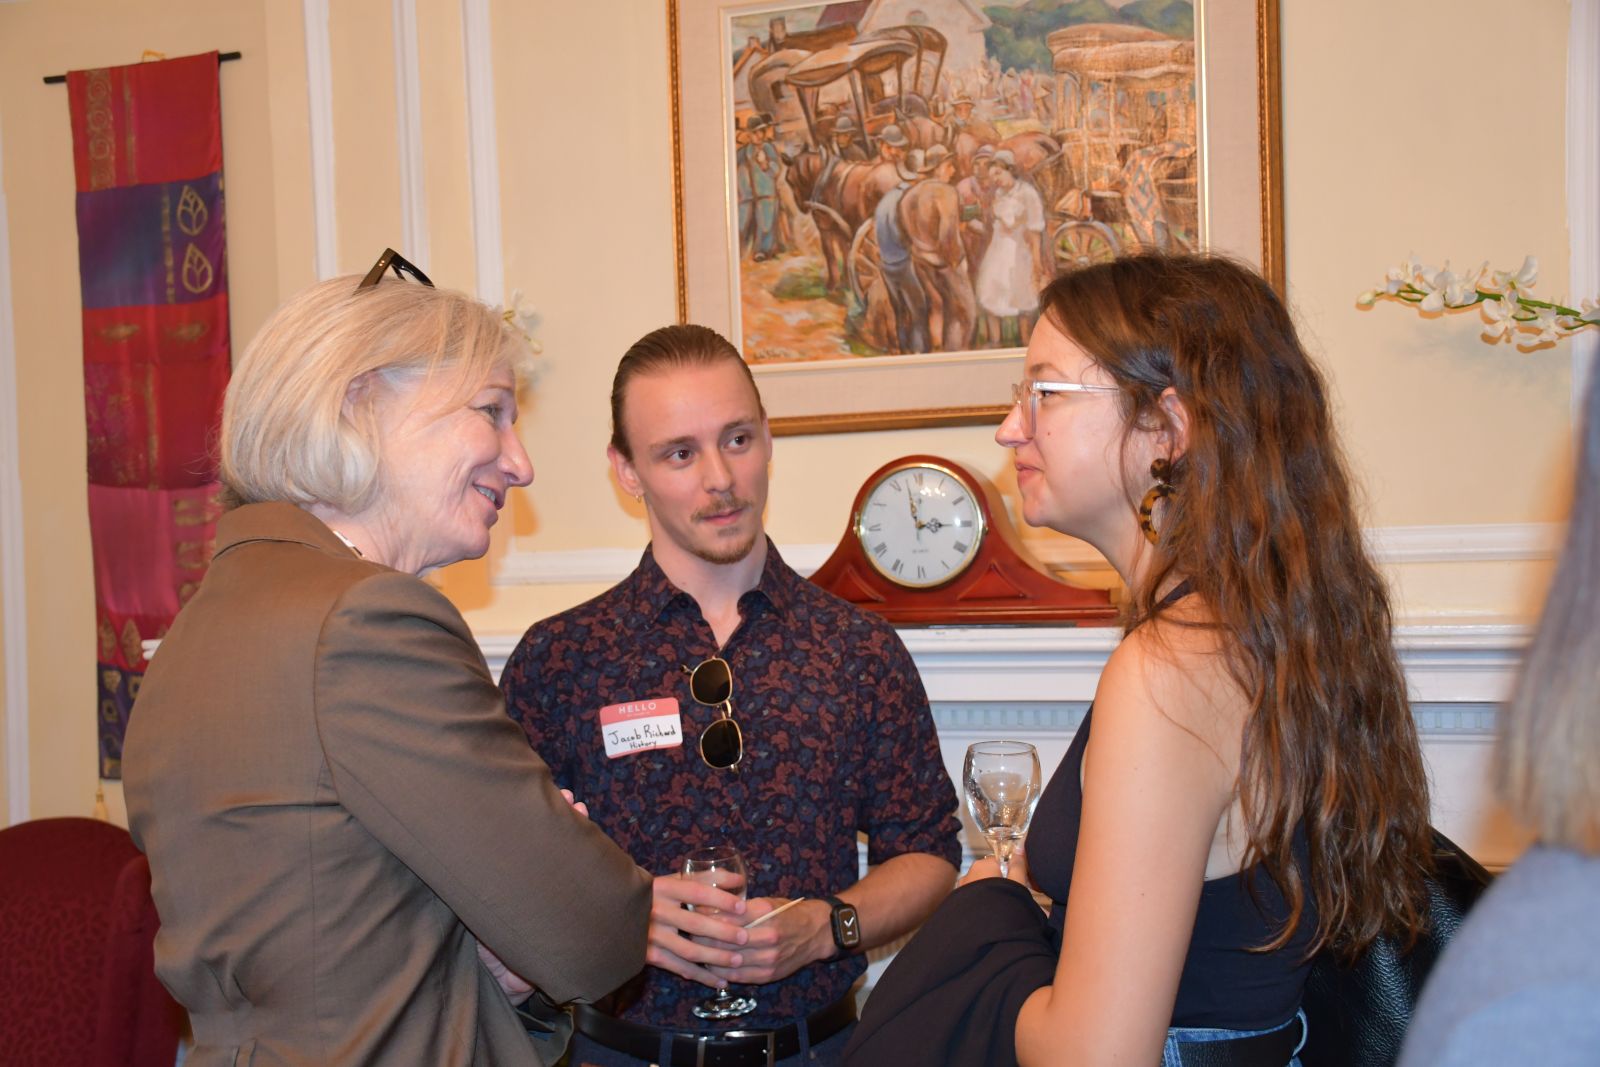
[{"left": 854, "top": 463, "right": 986, "bottom": 588}]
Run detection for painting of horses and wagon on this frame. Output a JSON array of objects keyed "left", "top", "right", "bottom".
[{"left": 723, "top": 0, "right": 1198, "bottom": 365}]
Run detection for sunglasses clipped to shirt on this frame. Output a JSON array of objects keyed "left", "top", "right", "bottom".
[{"left": 683, "top": 656, "right": 743, "bottom": 770}]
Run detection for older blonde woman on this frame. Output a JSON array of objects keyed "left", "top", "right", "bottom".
[
  {"left": 1398, "top": 368, "right": 1600, "bottom": 1067},
  {"left": 124, "top": 252, "right": 652, "bottom": 1067}
]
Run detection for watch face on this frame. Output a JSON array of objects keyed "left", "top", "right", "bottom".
[
  {"left": 833, "top": 903, "right": 861, "bottom": 949},
  {"left": 854, "top": 463, "right": 985, "bottom": 588}
]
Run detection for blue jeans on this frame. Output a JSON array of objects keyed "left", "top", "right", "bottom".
[{"left": 1161, "top": 1009, "right": 1307, "bottom": 1067}]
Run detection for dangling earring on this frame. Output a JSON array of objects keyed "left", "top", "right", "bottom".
[{"left": 1138, "top": 457, "right": 1175, "bottom": 545}]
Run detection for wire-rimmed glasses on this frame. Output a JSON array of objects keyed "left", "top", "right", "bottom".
[{"left": 1009, "top": 378, "right": 1121, "bottom": 438}]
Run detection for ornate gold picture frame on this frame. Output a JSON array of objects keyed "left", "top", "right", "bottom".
[{"left": 669, "top": 0, "right": 1283, "bottom": 435}]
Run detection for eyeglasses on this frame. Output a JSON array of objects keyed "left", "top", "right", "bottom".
[
  {"left": 1010, "top": 377, "right": 1121, "bottom": 438},
  {"left": 682, "top": 656, "right": 743, "bottom": 770},
  {"left": 358, "top": 248, "right": 435, "bottom": 291}
]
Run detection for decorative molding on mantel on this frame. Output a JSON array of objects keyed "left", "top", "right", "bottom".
[
  {"left": 926, "top": 702, "right": 1499, "bottom": 738},
  {"left": 493, "top": 523, "right": 1562, "bottom": 587},
  {"left": 471, "top": 619, "right": 1530, "bottom": 707}
]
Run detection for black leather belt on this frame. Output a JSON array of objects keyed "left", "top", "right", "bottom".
[
  {"left": 573, "top": 997, "right": 857, "bottom": 1067},
  {"left": 1174, "top": 1013, "right": 1305, "bottom": 1067}
]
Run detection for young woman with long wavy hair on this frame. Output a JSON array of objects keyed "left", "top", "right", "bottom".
[{"left": 847, "top": 253, "right": 1435, "bottom": 1067}]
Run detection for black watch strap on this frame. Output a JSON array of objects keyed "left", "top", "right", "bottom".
[{"left": 823, "top": 894, "right": 861, "bottom": 952}]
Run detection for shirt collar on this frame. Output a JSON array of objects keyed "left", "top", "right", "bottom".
[{"left": 623, "top": 538, "right": 797, "bottom": 632}]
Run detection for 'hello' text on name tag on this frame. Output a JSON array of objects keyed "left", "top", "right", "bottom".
[{"left": 599, "top": 697, "right": 683, "bottom": 759}]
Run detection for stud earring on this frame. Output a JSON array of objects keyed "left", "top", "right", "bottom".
[{"left": 1138, "top": 457, "right": 1175, "bottom": 545}]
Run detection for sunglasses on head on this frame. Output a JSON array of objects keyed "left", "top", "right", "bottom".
[
  {"left": 357, "top": 247, "right": 435, "bottom": 291},
  {"left": 682, "top": 656, "right": 743, "bottom": 770}
]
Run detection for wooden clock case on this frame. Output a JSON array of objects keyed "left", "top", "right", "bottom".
[{"left": 809, "top": 454, "right": 1119, "bottom": 626}]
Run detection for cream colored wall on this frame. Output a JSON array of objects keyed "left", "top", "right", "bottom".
[
  {"left": 453, "top": 0, "right": 1574, "bottom": 633},
  {"left": 1281, "top": 0, "right": 1573, "bottom": 619},
  {"left": 0, "top": 0, "right": 1578, "bottom": 827}
]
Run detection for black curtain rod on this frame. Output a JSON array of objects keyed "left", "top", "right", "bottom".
[{"left": 43, "top": 51, "right": 241, "bottom": 85}]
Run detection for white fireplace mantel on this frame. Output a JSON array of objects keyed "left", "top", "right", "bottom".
[{"left": 474, "top": 617, "right": 1532, "bottom": 708}]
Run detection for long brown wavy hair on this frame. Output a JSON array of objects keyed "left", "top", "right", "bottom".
[{"left": 1041, "top": 253, "right": 1433, "bottom": 959}]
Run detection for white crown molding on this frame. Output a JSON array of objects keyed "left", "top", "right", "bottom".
[
  {"left": 303, "top": 0, "right": 338, "bottom": 279},
  {"left": 1364, "top": 522, "right": 1563, "bottom": 563},
  {"left": 1571, "top": 0, "right": 1599, "bottom": 405},
  {"left": 491, "top": 522, "right": 1563, "bottom": 589},
  {"left": 460, "top": 0, "right": 503, "bottom": 304},
  {"left": 0, "top": 114, "right": 29, "bottom": 824},
  {"left": 392, "top": 0, "right": 428, "bottom": 268}
]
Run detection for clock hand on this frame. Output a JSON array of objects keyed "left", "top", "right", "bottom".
[{"left": 908, "top": 491, "right": 925, "bottom": 539}]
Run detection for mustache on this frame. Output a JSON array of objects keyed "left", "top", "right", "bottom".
[{"left": 692, "top": 496, "right": 754, "bottom": 522}]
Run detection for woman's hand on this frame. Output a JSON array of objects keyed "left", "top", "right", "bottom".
[
  {"left": 560, "top": 788, "right": 588, "bottom": 819},
  {"left": 477, "top": 941, "right": 534, "bottom": 1002},
  {"left": 958, "top": 845, "right": 1031, "bottom": 889}
]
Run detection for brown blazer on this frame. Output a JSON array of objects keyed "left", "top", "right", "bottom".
[{"left": 124, "top": 503, "right": 651, "bottom": 1066}]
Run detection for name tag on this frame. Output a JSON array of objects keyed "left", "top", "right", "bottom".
[{"left": 599, "top": 697, "right": 683, "bottom": 759}]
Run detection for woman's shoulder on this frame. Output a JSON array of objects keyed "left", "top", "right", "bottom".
[{"left": 1096, "top": 598, "right": 1244, "bottom": 764}]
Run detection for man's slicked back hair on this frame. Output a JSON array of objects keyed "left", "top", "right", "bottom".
[{"left": 609, "top": 324, "right": 764, "bottom": 461}]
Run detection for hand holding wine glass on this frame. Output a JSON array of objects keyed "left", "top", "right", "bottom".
[
  {"left": 963, "top": 741, "right": 1041, "bottom": 879},
  {"left": 681, "top": 845, "right": 758, "bottom": 1020}
]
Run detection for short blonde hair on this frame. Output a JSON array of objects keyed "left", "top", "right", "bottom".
[
  {"left": 221, "top": 274, "right": 529, "bottom": 513},
  {"left": 1497, "top": 366, "right": 1600, "bottom": 853}
]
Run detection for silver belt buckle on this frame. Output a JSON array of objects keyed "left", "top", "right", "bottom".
[{"left": 721, "top": 1029, "right": 778, "bottom": 1067}]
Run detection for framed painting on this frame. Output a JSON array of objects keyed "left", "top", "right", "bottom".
[{"left": 669, "top": 0, "right": 1283, "bottom": 434}]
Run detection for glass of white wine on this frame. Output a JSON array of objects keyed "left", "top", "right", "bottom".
[
  {"left": 963, "top": 741, "right": 1041, "bottom": 879},
  {"left": 680, "top": 844, "right": 758, "bottom": 1020}
]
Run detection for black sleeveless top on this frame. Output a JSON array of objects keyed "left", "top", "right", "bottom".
[{"left": 1028, "top": 592, "right": 1318, "bottom": 1030}]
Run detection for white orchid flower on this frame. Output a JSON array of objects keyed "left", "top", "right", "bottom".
[
  {"left": 1384, "top": 254, "right": 1423, "bottom": 295},
  {"left": 1418, "top": 264, "right": 1461, "bottom": 312},
  {"left": 1444, "top": 262, "right": 1487, "bottom": 307},
  {"left": 1529, "top": 306, "right": 1563, "bottom": 345},
  {"left": 1367, "top": 254, "right": 1596, "bottom": 347},
  {"left": 502, "top": 288, "right": 544, "bottom": 352},
  {"left": 1491, "top": 255, "right": 1539, "bottom": 295},
  {"left": 1480, "top": 295, "right": 1517, "bottom": 341}
]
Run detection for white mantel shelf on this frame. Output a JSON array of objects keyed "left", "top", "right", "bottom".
[{"left": 474, "top": 618, "right": 1532, "bottom": 707}]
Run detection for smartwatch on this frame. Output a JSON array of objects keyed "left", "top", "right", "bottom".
[{"left": 823, "top": 894, "right": 861, "bottom": 953}]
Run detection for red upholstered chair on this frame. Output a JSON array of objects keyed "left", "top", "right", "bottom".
[{"left": 0, "top": 816, "right": 185, "bottom": 1067}]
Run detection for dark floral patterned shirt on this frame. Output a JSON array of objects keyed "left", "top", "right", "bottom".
[{"left": 500, "top": 541, "right": 961, "bottom": 1031}]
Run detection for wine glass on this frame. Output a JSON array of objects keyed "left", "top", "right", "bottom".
[
  {"left": 680, "top": 845, "right": 758, "bottom": 1020},
  {"left": 963, "top": 741, "right": 1041, "bottom": 879}
]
